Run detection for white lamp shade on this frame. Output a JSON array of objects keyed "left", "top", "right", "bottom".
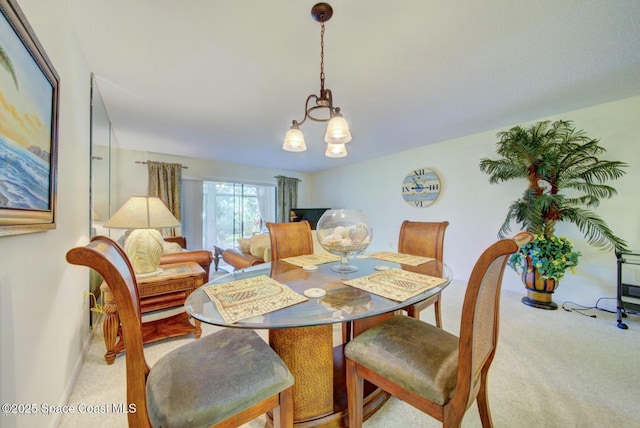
[
  {"left": 325, "top": 143, "right": 347, "bottom": 158},
  {"left": 283, "top": 128, "right": 307, "bottom": 152},
  {"left": 103, "top": 196, "right": 180, "bottom": 229},
  {"left": 324, "top": 116, "right": 352, "bottom": 144}
]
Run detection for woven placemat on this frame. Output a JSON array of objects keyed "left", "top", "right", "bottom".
[
  {"left": 343, "top": 268, "right": 447, "bottom": 302},
  {"left": 203, "top": 275, "right": 307, "bottom": 323},
  {"left": 366, "top": 251, "right": 434, "bottom": 266},
  {"left": 281, "top": 253, "right": 341, "bottom": 267}
]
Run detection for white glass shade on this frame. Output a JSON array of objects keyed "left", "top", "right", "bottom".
[
  {"left": 282, "top": 127, "right": 307, "bottom": 152},
  {"left": 324, "top": 115, "right": 352, "bottom": 144},
  {"left": 325, "top": 143, "right": 347, "bottom": 158}
]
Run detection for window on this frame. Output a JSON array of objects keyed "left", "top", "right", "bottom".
[{"left": 202, "top": 181, "right": 276, "bottom": 249}]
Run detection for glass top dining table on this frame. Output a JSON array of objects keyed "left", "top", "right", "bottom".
[
  {"left": 185, "top": 254, "right": 452, "bottom": 428},
  {"left": 185, "top": 255, "right": 452, "bottom": 330}
]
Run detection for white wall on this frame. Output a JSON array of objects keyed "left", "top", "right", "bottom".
[
  {"left": 0, "top": 1, "right": 91, "bottom": 427},
  {"left": 313, "top": 96, "right": 640, "bottom": 307}
]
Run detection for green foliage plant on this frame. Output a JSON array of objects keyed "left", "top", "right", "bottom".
[
  {"left": 509, "top": 234, "right": 581, "bottom": 280},
  {"left": 479, "top": 120, "right": 628, "bottom": 256}
]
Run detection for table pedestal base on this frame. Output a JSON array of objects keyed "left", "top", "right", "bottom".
[
  {"left": 267, "top": 325, "right": 389, "bottom": 427},
  {"left": 270, "top": 326, "right": 334, "bottom": 421}
]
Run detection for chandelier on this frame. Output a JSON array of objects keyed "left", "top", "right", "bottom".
[{"left": 282, "top": 3, "right": 352, "bottom": 158}]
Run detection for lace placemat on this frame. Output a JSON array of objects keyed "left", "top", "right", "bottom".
[
  {"left": 281, "top": 253, "right": 341, "bottom": 267},
  {"left": 366, "top": 251, "right": 435, "bottom": 266},
  {"left": 203, "top": 275, "right": 307, "bottom": 323},
  {"left": 343, "top": 268, "right": 447, "bottom": 302}
]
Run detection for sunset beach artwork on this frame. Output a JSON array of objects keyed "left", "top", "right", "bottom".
[{"left": 0, "top": 0, "right": 59, "bottom": 235}]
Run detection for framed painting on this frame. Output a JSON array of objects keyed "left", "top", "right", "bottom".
[{"left": 0, "top": 0, "right": 59, "bottom": 236}]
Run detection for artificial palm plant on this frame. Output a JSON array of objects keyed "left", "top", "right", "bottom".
[{"left": 479, "top": 120, "right": 628, "bottom": 308}]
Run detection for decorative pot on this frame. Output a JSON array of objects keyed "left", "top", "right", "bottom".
[{"left": 520, "top": 257, "right": 559, "bottom": 310}]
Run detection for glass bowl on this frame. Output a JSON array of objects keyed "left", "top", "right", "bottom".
[{"left": 316, "top": 209, "right": 373, "bottom": 273}]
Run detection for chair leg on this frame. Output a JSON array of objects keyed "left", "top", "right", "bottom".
[
  {"left": 273, "top": 386, "right": 294, "bottom": 428},
  {"left": 476, "top": 369, "right": 493, "bottom": 428},
  {"left": 434, "top": 296, "right": 442, "bottom": 328},
  {"left": 346, "top": 358, "right": 364, "bottom": 428},
  {"left": 407, "top": 296, "right": 443, "bottom": 328},
  {"left": 406, "top": 304, "right": 419, "bottom": 319},
  {"left": 342, "top": 322, "right": 352, "bottom": 343},
  {"left": 442, "top": 417, "right": 463, "bottom": 428}
]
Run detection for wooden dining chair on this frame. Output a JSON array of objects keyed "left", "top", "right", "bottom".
[
  {"left": 66, "top": 236, "right": 294, "bottom": 428},
  {"left": 267, "top": 220, "right": 314, "bottom": 261},
  {"left": 399, "top": 220, "right": 449, "bottom": 327},
  {"left": 344, "top": 232, "right": 534, "bottom": 428}
]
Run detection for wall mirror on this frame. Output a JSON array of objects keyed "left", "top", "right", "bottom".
[{"left": 89, "top": 74, "right": 119, "bottom": 327}]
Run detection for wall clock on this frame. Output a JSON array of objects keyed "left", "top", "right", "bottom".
[{"left": 401, "top": 167, "right": 442, "bottom": 208}]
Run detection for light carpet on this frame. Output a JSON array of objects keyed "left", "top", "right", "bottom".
[{"left": 59, "top": 279, "right": 640, "bottom": 427}]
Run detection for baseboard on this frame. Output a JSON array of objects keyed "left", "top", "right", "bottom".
[{"left": 47, "top": 328, "right": 94, "bottom": 428}]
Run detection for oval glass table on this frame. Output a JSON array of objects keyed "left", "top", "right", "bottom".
[{"left": 185, "top": 255, "right": 452, "bottom": 427}]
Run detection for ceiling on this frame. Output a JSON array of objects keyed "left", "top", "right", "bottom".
[{"left": 62, "top": 0, "right": 640, "bottom": 173}]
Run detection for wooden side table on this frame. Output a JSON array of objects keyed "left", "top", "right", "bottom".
[{"left": 100, "top": 261, "right": 205, "bottom": 364}]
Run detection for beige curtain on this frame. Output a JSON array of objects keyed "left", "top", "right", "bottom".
[
  {"left": 147, "top": 161, "right": 182, "bottom": 232},
  {"left": 276, "top": 176, "right": 299, "bottom": 223}
]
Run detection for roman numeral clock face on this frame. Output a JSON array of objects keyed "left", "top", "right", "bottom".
[{"left": 401, "top": 168, "right": 442, "bottom": 208}]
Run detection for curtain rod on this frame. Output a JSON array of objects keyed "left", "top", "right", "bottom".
[
  {"left": 274, "top": 175, "right": 301, "bottom": 181},
  {"left": 135, "top": 161, "right": 188, "bottom": 169}
]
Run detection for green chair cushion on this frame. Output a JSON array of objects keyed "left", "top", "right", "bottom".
[
  {"left": 344, "top": 315, "right": 458, "bottom": 405},
  {"left": 146, "top": 328, "right": 293, "bottom": 427}
]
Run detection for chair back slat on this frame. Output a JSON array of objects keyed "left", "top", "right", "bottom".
[
  {"left": 472, "top": 254, "right": 510, "bottom": 372},
  {"left": 398, "top": 220, "right": 449, "bottom": 261},
  {"left": 267, "top": 221, "right": 314, "bottom": 261},
  {"left": 455, "top": 232, "right": 533, "bottom": 406},
  {"left": 66, "top": 236, "right": 151, "bottom": 427},
  {"left": 397, "top": 220, "right": 449, "bottom": 327}
]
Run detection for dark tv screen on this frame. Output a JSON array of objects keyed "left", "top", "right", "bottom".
[{"left": 291, "top": 208, "right": 330, "bottom": 230}]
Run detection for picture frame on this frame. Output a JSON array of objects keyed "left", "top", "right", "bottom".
[{"left": 0, "top": 0, "right": 59, "bottom": 236}]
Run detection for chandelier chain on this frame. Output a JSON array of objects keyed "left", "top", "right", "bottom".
[{"left": 320, "top": 21, "right": 325, "bottom": 93}]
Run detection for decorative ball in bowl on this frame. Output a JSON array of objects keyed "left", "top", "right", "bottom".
[{"left": 316, "top": 209, "right": 373, "bottom": 273}]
